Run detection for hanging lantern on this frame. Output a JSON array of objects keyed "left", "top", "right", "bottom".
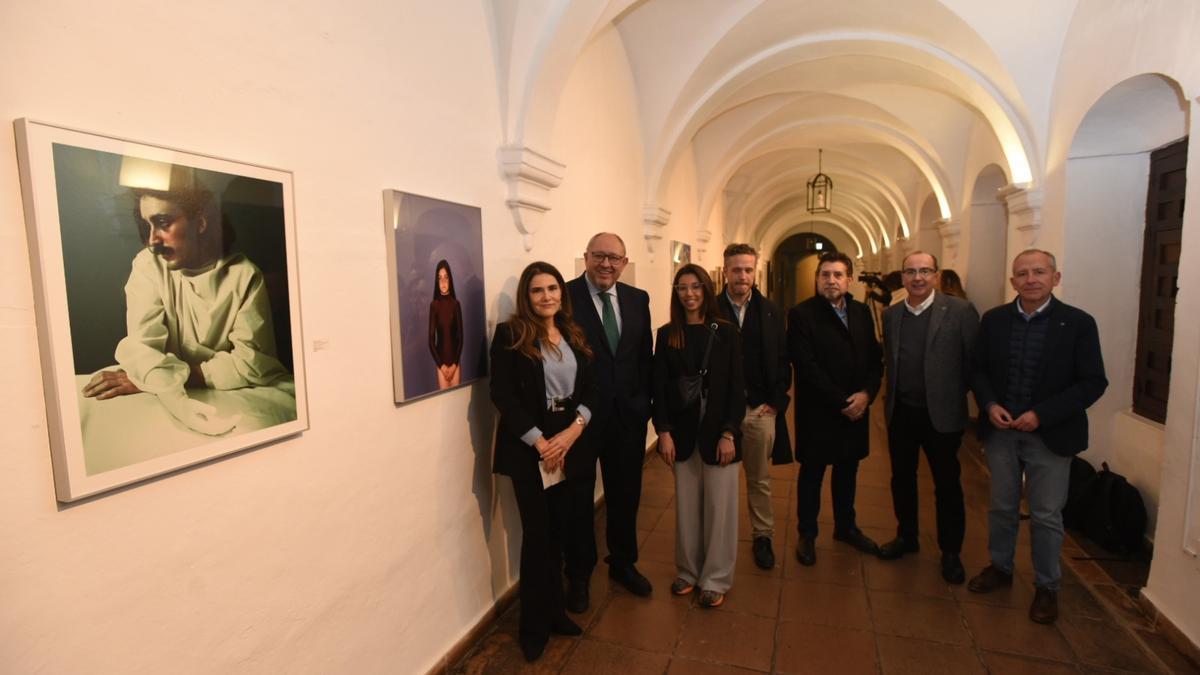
[{"left": 807, "top": 148, "right": 833, "bottom": 214}]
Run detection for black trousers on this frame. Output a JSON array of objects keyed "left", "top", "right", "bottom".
[
  {"left": 591, "top": 416, "right": 645, "bottom": 567},
  {"left": 887, "top": 402, "right": 965, "bottom": 554},
  {"left": 511, "top": 475, "right": 575, "bottom": 641},
  {"left": 796, "top": 459, "right": 860, "bottom": 538}
]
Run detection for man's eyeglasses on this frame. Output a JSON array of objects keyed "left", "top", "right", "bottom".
[
  {"left": 588, "top": 252, "right": 626, "bottom": 265},
  {"left": 674, "top": 283, "right": 705, "bottom": 293},
  {"left": 902, "top": 268, "right": 937, "bottom": 278}
]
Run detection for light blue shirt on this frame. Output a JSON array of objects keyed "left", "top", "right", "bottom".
[
  {"left": 1016, "top": 295, "right": 1053, "bottom": 322},
  {"left": 519, "top": 341, "right": 593, "bottom": 446}
]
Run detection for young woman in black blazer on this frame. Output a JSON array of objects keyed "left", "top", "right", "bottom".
[
  {"left": 653, "top": 264, "right": 745, "bottom": 608},
  {"left": 490, "top": 261, "right": 597, "bottom": 662}
]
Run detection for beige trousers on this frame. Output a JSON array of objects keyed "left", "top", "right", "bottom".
[
  {"left": 740, "top": 405, "right": 776, "bottom": 538},
  {"left": 674, "top": 450, "right": 739, "bottom": 593}
]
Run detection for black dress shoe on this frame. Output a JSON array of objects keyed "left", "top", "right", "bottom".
[
  {"left": 877, "top": 536, "right": 920, "bottom": 560},
  {"left": 609, "top": 563, "right": 653, "bottom": 596},
  {"left": 833, "top": 528, "right": 880, "bottom": 555},
  {"left": 967, "top": 564, "right": 1013, "bottom": 593},
  {"left": 752, "top": 536, "right": 776, "bottom": 570},
  {"left": 795, "top": 536, "right": 816, "bottom": 566},
  {"left": 566, "top": 579, "right": 589, "bottom": 614},
  {"left": 941, "top": 553, "right": 966, "bottom": 584},
  {"left": 519, "top": 635, "right": 547, "bottom": 662},
  {"left": 1029, "top": 587, "right": 1059, "bottom": 624},
  {"left": 551, "top": 615, "right": 582, "bottom": 636}
]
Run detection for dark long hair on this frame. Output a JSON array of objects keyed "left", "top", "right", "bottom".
[
  {"left": 432, "top": 259, "right": 457, "bottom": 300},
  {"left": 665, "top": 264, "right": 725, "bottom": 349},
  {"left": 508, "top": 261, "right": 592, "bottom": 361},
  {"left": 938, "top": 269, "right": 967, "bottom": 299}
]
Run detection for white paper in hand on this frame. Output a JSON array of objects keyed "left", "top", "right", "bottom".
[{"left": 539, "top": 461, "right": 565, "bottom": 489}]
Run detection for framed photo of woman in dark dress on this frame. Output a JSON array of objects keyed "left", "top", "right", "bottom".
[{"left": 383, "top": 190, "right": 487, "bottom": 403}]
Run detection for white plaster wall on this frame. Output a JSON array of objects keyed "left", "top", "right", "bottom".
[
  {"left": 1061, "top": 153, "right": 1162, "bottom": 531},
  {"left": 0, "top": 2, "right": 649, "bottom": 673}
]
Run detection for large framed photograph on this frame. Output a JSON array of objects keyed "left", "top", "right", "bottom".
[
  {"left": 15, "top": 119, "right": 309, "bottom": 502},
  {"left": 383, "top": 190, "right": 487, "bottom": 403}
]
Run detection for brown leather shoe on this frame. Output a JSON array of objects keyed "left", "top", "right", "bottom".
[
  {"left": 967, "top": 564, "right": 1014, "bottom": 593},
  {"left": 1029, "top": 587, "right": 1059, "bottom": 624}
]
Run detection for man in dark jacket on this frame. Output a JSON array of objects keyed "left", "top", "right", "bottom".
[
  {"left": 566, "top": 232, "right": 654, "bottom": 609},
  {"left": 788, "top": 251, "right": 883, "bottom": 566},
  {"left": 717, "top": 244, "right": 792, "bottom": 570},
  {"left": 968, "top": 249, "right": 1107, "bottom": 625}
]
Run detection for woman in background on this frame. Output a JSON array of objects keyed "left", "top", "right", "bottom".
[
  {"left": 938, "top": 268, "right": 968, "bottom": 300},
  {"left": 490, "top": 261, "right": 596, "bottom": 662},
  {"left": 653, "top": 264, "right": 745, "bottom": 609},
  {"left": 429, "top": 259, "right": 464, "bottom": 389}
]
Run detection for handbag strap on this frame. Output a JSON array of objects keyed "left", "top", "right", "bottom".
[{"left": 698, "top": 322, "right": 717, "bottom": 375}]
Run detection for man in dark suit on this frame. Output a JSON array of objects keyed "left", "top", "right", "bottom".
[
  {"left": 968, "top": 249, "right": 1107, "bottom": 624},
  {"left": 565, "top": 232, "right": 654, "bottom": 608},
  {"left": 717, "top": 243, "right": 791, "bottom": 570},
  {"left": 878, "top": 251, "right": 978, "bottom": 584},
  {"left": 788, "top": 251, "right": 883, "bottom": 566}
]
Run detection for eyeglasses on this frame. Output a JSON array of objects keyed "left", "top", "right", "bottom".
[
  {"left": 902, "top": 268, "right": 937, "bottom": 278},
  {"left": 588, "top": 252, "right": 626, "bottom": 265},
  {"left": 674, "top": 283, "right": 704, "bottom": 293}
]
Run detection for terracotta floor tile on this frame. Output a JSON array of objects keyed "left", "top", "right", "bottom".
[
  {"left": 455, "top": 627, "right": 575, "bottom": 674},
  {"left": 868, "top": 589, "right": 972, "bottom": 645},
  {"left": 676, "top": 609, "right": 775, "bottom": 672},
  {"left": 720, "top": 573, "right": 782, "bottom": 618},
  {"left": 1057, "top": 613, "right": 1158, "bottom": 672},
  {"left": 950, "top": 575, "right": 1037, "bottom": 609},
  {"left": 959, "top": 603, "right": 1074, "bottom": 662},
  {"left": 775, "top": 622, "right": 878, "bottom": 675},
  {"left": 560, "top": 639, "right": 670, "bottom": 675},
  {"left": 854, "top": 485, "right": 894, "bottom": 509},
  {"left": 1055, "top": 582, "right": 1107, "bottom": 621},
  {"left": 641, "top": 486, "right": 676, "bottom": 509},
  {"left": 782, "top": 547, "right": 864, "bottom": 587},
  {"left": 855, "top": 503, "right": 898, "bottom": 529},
  {"left": 666, "top": 657, "right": 766, "bottom": 674},
  {"left": 980, "top": 651, "right": 1080, "bottom": 675},
  {"left": 1133, "top": 627, "right": 1200, "bottom": 674},
  {"left": 778, "top": 578, "right": 872, "bottom": 630},
  {"left": 627, "top": 559, "right": 685, "bottom": 598},
  {"left": 876, "top": 634, "right": 986, "bottom": 674},
  {"left": 639, "top": 530, "right": 678, "bottom": 566},
  {"left": 862, "top": 554, "right": 954, "bottom": 599},
  {"left": 1090, "top": 583, "right": 1158, "bottom": 631},
  {"left": 588, "top": 595, "right": 689, "bottom": 654}
]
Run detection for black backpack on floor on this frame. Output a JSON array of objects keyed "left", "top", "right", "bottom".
[
  {"left": 1082, "top": 462, "right": 1147, "bottom": 554},
  {"left": 1063, "top": 456, "right": 1097, "bottom": 530}
]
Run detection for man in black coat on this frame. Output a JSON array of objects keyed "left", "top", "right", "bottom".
[
  {"left": 716, "top": 243, "right": 792, "bottom": 570},
  {"left": 787, "top": 251, "right": 883, "bottom": 566},
  {"left": 565, "top": 232, "right": 654, "bottom": 608},
  {"left": 968, "top": 249, "right": 1107, "bottom": 625}
]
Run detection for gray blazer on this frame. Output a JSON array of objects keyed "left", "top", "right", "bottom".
[{"left": 882, "top": 292, "right": 979, "bottom": 433}]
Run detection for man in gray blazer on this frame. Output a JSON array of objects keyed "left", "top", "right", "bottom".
[{"left": 878, "top": 251, "right": 979, "bottom": 584}]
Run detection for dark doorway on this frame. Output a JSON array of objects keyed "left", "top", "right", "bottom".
[{"left": 770, "top": 232, "right": 837, "bottom": 310}]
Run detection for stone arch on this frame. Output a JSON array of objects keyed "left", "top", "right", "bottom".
[{"left": 964, "top": 163, "right": 1009, "bottom": 309}]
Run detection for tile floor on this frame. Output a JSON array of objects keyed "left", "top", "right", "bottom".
[{"left": 453, "top": 402, "right": 1198, "bottom": 674}]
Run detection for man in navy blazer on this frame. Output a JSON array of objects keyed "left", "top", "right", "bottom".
[
  {"left": 968, "top": 249, "right": 1107, "bottom": 625},
  {"left": 565, "top": 232, "right": 654, "bottom": 609}
]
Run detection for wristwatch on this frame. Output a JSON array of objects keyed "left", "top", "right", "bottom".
[
  {"left": 720, "top": 431, "right": 734, "bottom": 440},
  {"left": 574, "top": 414, "right": 586, "bottom": 427}
]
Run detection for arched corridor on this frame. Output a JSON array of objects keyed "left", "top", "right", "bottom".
[{"left": 3, "top": 2, "right": 1200, "bottom": 673}]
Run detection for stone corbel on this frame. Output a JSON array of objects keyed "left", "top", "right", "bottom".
[
  {"left": 498, "top": 145, "right": 565, "bottom": 251},
  {"left": 935, "top": 217, "right": 961, "bottom": 268},
  {"left": 998, "top": 183, "right": 1043, "bottom": 238},
  {"left": 642, "top": 205, "right": 671, "bottom": 262}
]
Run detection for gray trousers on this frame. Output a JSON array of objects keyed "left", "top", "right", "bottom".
[{"left": 674, "top": 450, "right": 739, "bottom": 593}]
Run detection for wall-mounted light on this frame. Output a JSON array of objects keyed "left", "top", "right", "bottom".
[{"left": 807, "top": 149, "right": 832, "bottom": 214}]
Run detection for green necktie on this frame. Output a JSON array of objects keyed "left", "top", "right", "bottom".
[{"left": 599, "top": 291, "right": 620, "bottom": 353}]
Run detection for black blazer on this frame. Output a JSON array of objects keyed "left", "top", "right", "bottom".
[
  {"left": 652, "top": 321, "right": 746, "bottom": 465},
  {"left": 490, "top": 321, "right": 599, "bottom": 482},
  {"left": 566, "top": 276, "right": 653, "bottom": 427},
  {"left": 787, "top": 295, "right": 882, "bottom": 464},
  {"left": 717, "top": 288, "right": 793, "bottom": 464},
  {"left": 972, "top": 296, "right": 1107, "bottom": 456}
]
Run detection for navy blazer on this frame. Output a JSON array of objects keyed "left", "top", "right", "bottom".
[
  {"left": 971, "top": 296, "right": 1108, "bottom": 456},
  {"left": 566, "top": 275, "right": 654, "bottom": 427},
  {"left": 490, "top": 321, "right": 599, "bottom": 482}
]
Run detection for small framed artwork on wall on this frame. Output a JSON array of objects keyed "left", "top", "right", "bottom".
[
  {"left": 15, "top": 119, "right": 309, "bottom": 502},
  {"left": 383, "top": 190, "right": 488, "bottom": 403}
]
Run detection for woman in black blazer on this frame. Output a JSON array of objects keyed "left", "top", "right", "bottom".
[
  {"left": 490, "top": 261, "right": 597, "bottom": 662},
  {"left": 653, "top": 264, "right": 745, "bottom": 609}
]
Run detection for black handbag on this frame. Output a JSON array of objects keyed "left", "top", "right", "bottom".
[{"left": 670, "top": 323, "right": 717, "bottom": 413}]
